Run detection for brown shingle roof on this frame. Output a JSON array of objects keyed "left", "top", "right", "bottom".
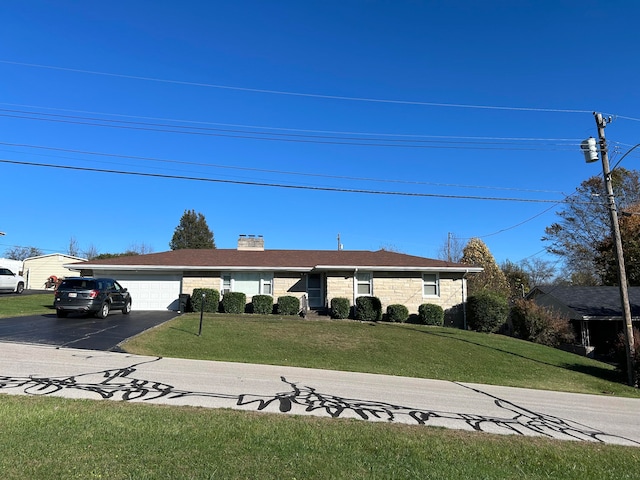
[{"left": 76, "top": 249, "right": 480, "bottom": 272}]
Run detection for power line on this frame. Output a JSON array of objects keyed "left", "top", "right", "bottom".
[
  {"left": 0, "top": 102, "right": 586, "bottom": 142},
  {"left": 0, "top": 108, "right": 584, "bottom": 151},
  {"left": 0, "top": 142, "right": 567, "bottom": 194},
  {"left": 0, "top": 158, "right": 594, "bottom": 204},
  {"left": 0, "top": 59, "right": 594, "bottom": 114}
]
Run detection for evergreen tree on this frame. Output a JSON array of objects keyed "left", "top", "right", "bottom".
[
  {"left": 501, "top": 259, "right": 530, "bottom": 301},
  {"left": 461, "top": 238, "right": 509, "bottom": 297},
  {"left": 169, "top": 209, "right": 216, "bottom": 250}
]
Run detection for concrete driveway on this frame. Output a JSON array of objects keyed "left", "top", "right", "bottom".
[{"left": 0, "top": 310, "right": 178, "bottom": 351}]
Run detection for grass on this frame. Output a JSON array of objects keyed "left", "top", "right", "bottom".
[
  {"left": 122, "top": 313, "right": 640, "bottom": 398},
  {"left": 1, "top": 394, "right": 639, "bottom": 480},
  {"left": 0, "top": 293, "right": 54, "bottom": 317},
  {"left": 2, "top": 305, "right": 640, "bottom": 477}
]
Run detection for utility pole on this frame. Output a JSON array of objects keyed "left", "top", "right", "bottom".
[{"left": 593, "top": 112, "right": 636, "bottom": 386}]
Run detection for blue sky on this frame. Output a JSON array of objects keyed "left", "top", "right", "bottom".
[{"left": 2, "top": 1, "right": 640, "bottom": 268}]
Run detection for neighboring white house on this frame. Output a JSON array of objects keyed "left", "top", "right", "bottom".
[
  {"left": 0, "top": 258, "right": 24, "bottom": 276},
  {"left": 23, "top": 253, "right": 87, "bottom": 289}
]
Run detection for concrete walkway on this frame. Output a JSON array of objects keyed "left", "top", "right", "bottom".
[{"left": 1, "top": 341, "right": 639, "bottom": 446}]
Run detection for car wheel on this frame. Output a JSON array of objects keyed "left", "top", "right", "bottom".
[
  {"left": 16, "top": 283, "right": 24, "bottom": 294},
  {"left": 122, "top": 300, "right": 131, "bottom": 315},
  {"left": 96, "top": 302, "right": 110, "bottom": 318},
  {"left": 56, "top": 310, "right": 68, "bottom": 318}
]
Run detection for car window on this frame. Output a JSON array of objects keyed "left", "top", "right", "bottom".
[
  {"left": 59, "top": 279, "right": 97, "bottom": 290},
  {"left": 0, "top": 268, "right": 12, "bottom": 275}
]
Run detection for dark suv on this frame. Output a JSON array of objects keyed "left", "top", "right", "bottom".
[{"left": 54, "top": 277, "right": 132, "bottom": 318}]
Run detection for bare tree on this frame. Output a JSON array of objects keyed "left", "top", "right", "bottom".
[
  {"left": 520, "top": 257, "right": 556, "bottom": 287},
  {"left": 4, "top": 246, "right": 43, "bottom": 261},
  {"left": 437, "top": 233, "right": 465, "bottom": 262},
  {"left": 127, "top": 242, "right": 154, "bottom": 255},
  {"left": 82, "top": 244, "right": 100, "bottom": 260},
  {"left": 67, "top": 236, "right": 80, "bottom": 257}
]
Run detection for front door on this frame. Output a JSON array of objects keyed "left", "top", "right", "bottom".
[{"left": 307, "top": 274, "right": 323, "bottom": 309}]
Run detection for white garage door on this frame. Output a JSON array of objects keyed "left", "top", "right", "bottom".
[{"left": 106, "top": 273, "right": 182, "bottom": 311}]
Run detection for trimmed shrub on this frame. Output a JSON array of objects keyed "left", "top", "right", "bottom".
[
  {"left": 467, "top": 291, "right": 509, "bottom": 333},
  {"left": 386, "top": 304, "right": 409, "bottom": 323},
  {"left": 191, "top": 288, "right": 220, "bottom": 313},
  {"left": 510, "top": 298, "right": 575, "bottom": 347},
  {"left": 222, "top": 292, "right": 246, "bottom": 314},
  {"left": 277, "top": 295, "right": 300, "bottom": 315},
  {"left": 418, "top": 303, "right": 444, "bottom": 326},
  {"left": 330, "top": 297, "right": 350, "bottom": 319},
  {"left": 355, "top": 296, "right": 382, "bottom": 322},
  {"left": 252, "top": 295, "right": 274, "bottom": 315}
]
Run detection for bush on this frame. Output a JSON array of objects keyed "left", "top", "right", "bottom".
[
  {"left": 614, "top": 327, "right": 640, "bottom": 380},
  {"left": 221, "top": 292, "right": 246, "bottom": 314},
  {"left": 252, "top": 295, "right": 273, "bottom": 315},
  {"left": 277, "top": 296, "right": 300, "bottom": 315},
  {"left": 418, "top": 303, "right": 444, "bottom": 326},
  {"left": 467, "top": 291, "right": 509, "bottom": 333},
  {"left": 355, "top": 296, "right": 382, "bottom": 322},
  {"left": 386, "top": 304, "right": 409, "bottom": 323},
  {"left": 510, "top": 298, "right": 575, "bottom": 347},
  {"left": 191, "top": 288, "right": 220, "bottom": 313},
  {"left": 330, "top": 297, "right": 350, "bottom": 319}
]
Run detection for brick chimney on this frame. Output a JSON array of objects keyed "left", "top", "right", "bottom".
[{"left": 237, "top": 234, "right": 264, "bottom": 251}]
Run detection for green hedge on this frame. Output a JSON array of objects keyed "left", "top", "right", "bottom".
[
  {"left": 467, "top": 291, "right": 509, "bottom": 333},
  {"left": 222, "top": 292, "right": 246, "bottom": 314},
  {"left": 330, "top": 297, "right": 350, "bottom": 319},
  {"left": 252, "top": 295, "right": 274, "bottom": 315},
  {"left": 386, "top": 304, "right": 409, "bottom": 323},
  {"left": 191, "top": 288, "right": 220, "bottom": 313},
  {"left": 277, "top": 296, "right": 300, "bottom": 315},
  {"left": 418, "top": 303, "right": 444, "bottom": 326},
  {"left": 355, "top": 296, "right": 382, "bottom": 322}
]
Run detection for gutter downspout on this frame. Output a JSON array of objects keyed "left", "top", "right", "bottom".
[
  {"left": 353, "top": 268, "right": 358, "bottom": 311},
  {"left": 462, "top": 270, "right": 469, "bottom": 330}
]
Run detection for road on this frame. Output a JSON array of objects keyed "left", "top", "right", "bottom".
[{"left": 1, "top": 341, "right": 639, "bottom": 446}]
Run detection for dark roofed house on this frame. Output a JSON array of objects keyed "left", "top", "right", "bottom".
[
  {"left": 66, "top": 235, "right": 482, "bottom": 325},
  {"left": 527, "top": 285, "right": 640, "bottom": 357}
]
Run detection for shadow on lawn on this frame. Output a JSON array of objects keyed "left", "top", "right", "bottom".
[{"left": 390, "top": 324, "right": 626, "bottom": 386}]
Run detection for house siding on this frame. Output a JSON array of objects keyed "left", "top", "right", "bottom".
[
  {"left": 183, "top": 272, "right": 221, "bottom": 293},
  {"left": 324, "top": 271, "right": 465, "bottom": 315},
  {"left": 182, "top": 272, "right": 309, "bottom": 302},
  {"left": 23, "top": 254, "right": 87, "bottom": 289},
  {"left": 181, "top": 270, "right": 465, "bottom": 315}
]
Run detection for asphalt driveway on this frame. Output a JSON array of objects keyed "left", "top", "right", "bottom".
[{"left": 0, "top": 310, "right": 178, "bottom": 351}]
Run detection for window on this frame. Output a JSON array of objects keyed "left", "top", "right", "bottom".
[
  {"left": 356, "top": 272, "right": 372, "bottom": 296},
  {"left": 261, "top": 276, "right": 272, "bottom": 295},
  {"left": 423, "top": 273, "right": 439, "bottom": 297},
  {"left": 222, "top": 275, "right": 231, "bottom": 294},
  {"left": 222, "top": 272, "right": 273, "bottom": 296}
]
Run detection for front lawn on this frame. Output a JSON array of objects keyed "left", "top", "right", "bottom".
[
  {"left": 122, "top": 313, "right": 640, "bottom": 398},
  {"left": 1, "top": 394, "right": 639, "bottom": 480},
  {"left": 0, "top": 293, "right": 53, "bottom": 317}
]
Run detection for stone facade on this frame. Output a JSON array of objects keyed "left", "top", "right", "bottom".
[
  {"left": 181, "top": 270, "right": 466, "bottom": 318},
  {"left": 325, "top": 271, "right": 465, "bottom": 315}
]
